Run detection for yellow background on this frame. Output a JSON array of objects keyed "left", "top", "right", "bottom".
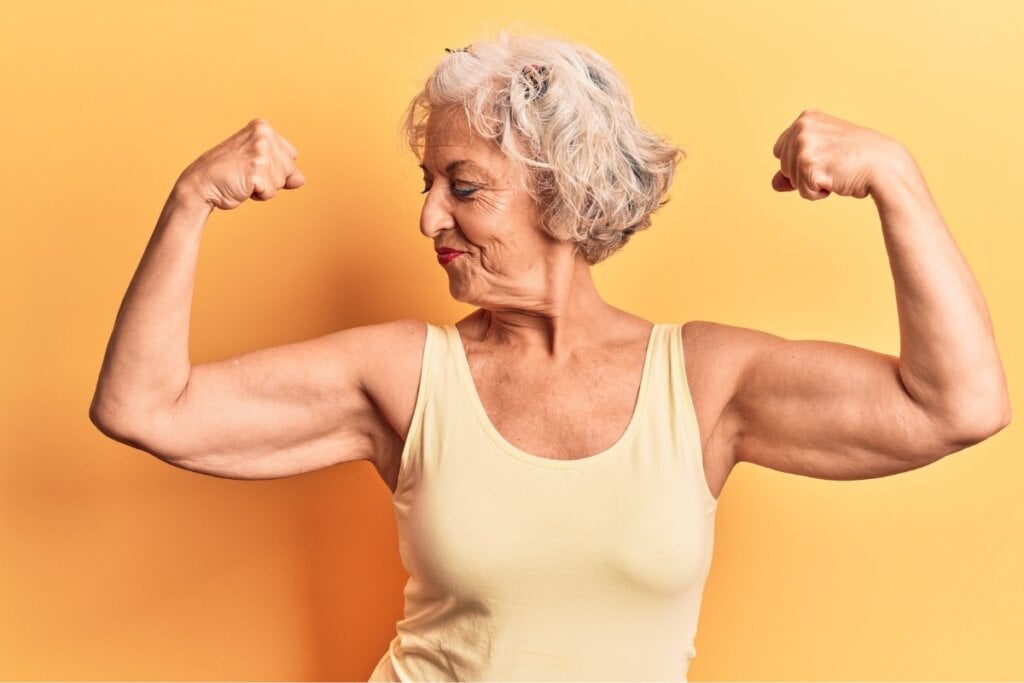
[{"left": 2, "top": 0, "right": 1021, "bottom": 680}]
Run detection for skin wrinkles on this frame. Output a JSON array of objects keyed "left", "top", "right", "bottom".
[
  {"left": 419, "top": 108, "right": 632, "bottom": 361},
  {"left": 421, "top": 159, "right": 497, "bottom": 192}
]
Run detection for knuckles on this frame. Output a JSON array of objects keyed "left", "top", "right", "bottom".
[
  {"left": 198, "top": 118, "right": 298, "bottom": 203},
  {"left": 249, "top": 117, "right": 272, "bottom": 133}
]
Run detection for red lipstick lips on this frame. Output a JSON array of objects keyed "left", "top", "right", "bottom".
[{"left": 435, "top": 246, "right": 465, "bottom": 265}]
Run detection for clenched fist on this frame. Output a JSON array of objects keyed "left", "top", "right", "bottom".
[
  {"left": 175, "top": 118, "right": 306, "bottom": 210},
  {"left": 771, "top": 109, "right": 907, "bottom": 201}
]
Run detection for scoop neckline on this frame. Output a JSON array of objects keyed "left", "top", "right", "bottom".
[{"left": 447, "top": 322, "right": 660, "bottom": 468}]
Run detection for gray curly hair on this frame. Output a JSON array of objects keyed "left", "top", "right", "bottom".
[{"left": 402, "top": 31, "right": 685, "bottom": 265}]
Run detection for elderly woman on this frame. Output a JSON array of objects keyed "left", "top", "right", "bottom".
[{"left": 90, "top": 32, "right": 1010, "bottom": 682}]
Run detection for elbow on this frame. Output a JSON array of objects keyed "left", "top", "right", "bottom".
[
  {"left": 983, "top": 391, "right": 1012, "bottom": 437},
  {"left": 90, "top": 398, "right": 140, "bottom": 448},
  {"left": 89, "top": 383, "right": 127, "bottom": 434},
  {"left": 89, "top": 395, "right": 122, "bottom": 439},
  {"left": 89, "top": 395, "right": 163, "bottom": 456},
  {"left": 993, "top": 397, "right": 1012, "bottom": 436},
  {"left": 944, "top": 396, "right": 1012, "bottom": 449}
]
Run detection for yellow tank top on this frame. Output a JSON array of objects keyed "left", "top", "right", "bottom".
[{"left": 369, "top": 322, "right": 718, "bottom": 682}]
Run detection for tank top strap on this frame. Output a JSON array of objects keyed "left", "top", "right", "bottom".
[
  {"left": 664, "top": 322, "right": 718, "bottom": 508},
  {"left": 638, "top": 323, "right": 679, "bottom": 405},
  {"left": 664, "top": 322, "right": 691, "bottom": 420},
  {"left": 392, "top": 321, "right": 487, "bottom": 496},
  {"left": 391, "top": 321, "right": 438, "bottom": 498}
]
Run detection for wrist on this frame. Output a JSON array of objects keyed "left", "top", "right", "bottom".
[
  {"left": 868, "top": 142, "right": 924, "bottom": 208},
  {"left": 169, "top": 178, "right": 215, "bottom": 218}
]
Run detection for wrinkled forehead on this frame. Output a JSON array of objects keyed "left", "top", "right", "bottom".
[
  {"left": 422, "top": 108, "right": 506, "bottom": 170},
  {"left": 424, "top": 107, "right": 474, "bottom": 146}
]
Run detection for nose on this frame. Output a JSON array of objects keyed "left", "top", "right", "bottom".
[{"left": 419, "top": 185, "right": 456, "bottom": 239}]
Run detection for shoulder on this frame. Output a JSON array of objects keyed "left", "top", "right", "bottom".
[
  {"left": 679, "top": 320, "right": 747, "bottom": 397},
  {"left": 353, "top": 318, "right": 430, "bottom": 391},
  {"left": 681, "top": 319, "right": 783, "bottom": 366},
  {"left": 678, "top": 320, "right": 786, "bottom": 493},
  {"left": 349, "top": 318, "right": 434, "bottom": 441},
  {"left": 354, "top": 317, "right": 430, "bottom": 355},
  {"left": 678, "top": 319, "right": 783, "bottom": 438},
  {"left": 680, "top": 319, "right": 789, "bottom": 395}
]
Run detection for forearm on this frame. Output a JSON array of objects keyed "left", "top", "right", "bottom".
[
  {"left": 872, "top": 149, "right": 1011, "bottom": 439},
  {"left": 90, "top": 183, "right": 212, "bottom": 435}
]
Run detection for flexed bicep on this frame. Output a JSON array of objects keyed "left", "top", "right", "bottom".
[{"left": 712, "top": 322, "right": 963, "bottom": 481}]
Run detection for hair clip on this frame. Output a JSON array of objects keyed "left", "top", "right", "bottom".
[
  {"left": 444, "top": 46, "right": 472, "bottom": 54},
  {"left": 521, "top": 63, "right": 550, "bottom": 99}
]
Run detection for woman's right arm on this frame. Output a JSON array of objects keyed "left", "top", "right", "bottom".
[
  {"left": 89, "top": 119, "right": 405, "bottom": 479},
  {"left": 88, "top": 180, "right": 212, "bottom": 450}
]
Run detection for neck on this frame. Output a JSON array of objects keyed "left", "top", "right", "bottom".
[{"left": 469, "top": 252, "right": 620, "bottom": 359}]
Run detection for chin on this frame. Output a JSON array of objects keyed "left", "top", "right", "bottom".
[
  {"left": 447, "top": 282, "right": 484, "bottom": 307},
  {"left": 447, "top": 283, "right": 471, "bottom": 304}
]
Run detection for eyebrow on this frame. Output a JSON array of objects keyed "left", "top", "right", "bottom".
[{"left": 419, "top": 159, "right": 489, "bottom": 178}]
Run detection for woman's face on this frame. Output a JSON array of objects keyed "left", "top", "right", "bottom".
[{"left": 419, "top": 110, "right": 568, "bottom": 308}]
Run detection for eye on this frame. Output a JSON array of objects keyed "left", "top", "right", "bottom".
[{"left": 451, "top": 182, "right": 478, "bottom": 199}]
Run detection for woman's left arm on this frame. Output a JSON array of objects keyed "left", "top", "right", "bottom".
[
  {"left": 866, "top": 139, "right": 1011, "bottom": 441},
  {"left": 719, "top": 111, "right": 1011, "bottom": 484}
]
